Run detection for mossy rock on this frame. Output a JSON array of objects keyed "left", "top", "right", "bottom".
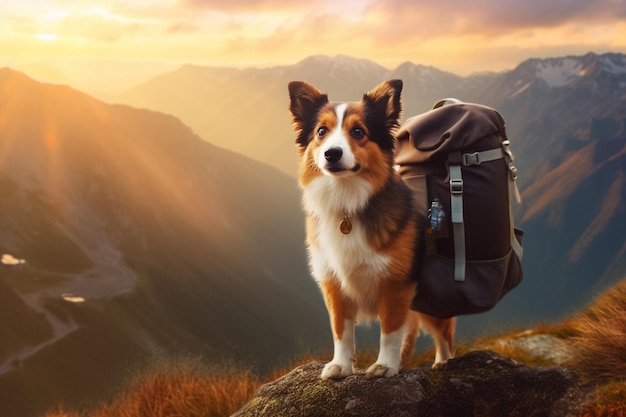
[{"left": 232, "top": 350, "right": 581, "bottom": 417}]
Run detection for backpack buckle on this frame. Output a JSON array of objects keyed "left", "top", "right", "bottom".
[
  {"left": 502, "top": 140, "right": 515, "bottom": 163},
  {"left": 450, "top": 178, "right": 464, "bottom": 194},
  {"left": 463, "top": 152, "right": 480, "bottom": 166},
  {"left": 502, "top": 140, "right": 518, "bottom": 181}
]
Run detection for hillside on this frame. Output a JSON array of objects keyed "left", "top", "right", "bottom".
[{"left": 0, "top": 69, "right": 329, "bottom": 417}]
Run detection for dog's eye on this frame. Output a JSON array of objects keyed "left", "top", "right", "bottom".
[
  {"left": 350, "top": 127, "right": 365, "bottom": 140},
  {"left": 317, "top": 126, "right": 328, "bottom": 138}
]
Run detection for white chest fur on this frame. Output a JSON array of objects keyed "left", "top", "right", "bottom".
[{"left": 303, "top": 176, "right": 390, "bottom": 309}]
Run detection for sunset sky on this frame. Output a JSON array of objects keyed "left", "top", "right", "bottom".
[{"left": 2, "top": 0, "right": 626, "bottom": 75}]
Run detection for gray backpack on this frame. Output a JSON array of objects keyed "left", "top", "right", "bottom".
[{"left": 395, "top": 99, "right": 524, "bottom": 318}]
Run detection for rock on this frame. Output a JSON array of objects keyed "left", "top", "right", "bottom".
[
  {"left": 492, "top": 332, "right": 573, "bottom": 364},
  {"left": 231, "top": 351, "right": 581, "bottom": 417}
]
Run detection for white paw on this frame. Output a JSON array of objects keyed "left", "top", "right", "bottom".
[
  {"left": 432, "top": 358, "right": 450, "bottom": 370},
  {"left": 321, "top": 362, "right": 354, "bottom": 379},
  {"left": 365, "top": 363, "right": 399, "bottom": 378}
]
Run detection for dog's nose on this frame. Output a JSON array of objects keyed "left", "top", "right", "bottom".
[{"left": 324, "top": 147, "right": 343, "bottom": 163}]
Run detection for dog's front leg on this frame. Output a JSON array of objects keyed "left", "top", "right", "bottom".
[
  {"left": 320, "top": 278, "right": 358, "bottom": 379},
  {"left": 367, "top": 280, "right": 415, "bottom": 378}
]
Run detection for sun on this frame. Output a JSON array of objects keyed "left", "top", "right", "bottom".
[{"left": 36, "top": 33, "right": 58, "bottom": 42}]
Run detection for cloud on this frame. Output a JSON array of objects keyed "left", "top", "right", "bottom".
[
  {"left": 3, "top": 0, "right": 625, "bottom": 75},
  {"left": 261, "top": 0, "right": 625, "bottom": 62},
  {"left": 68, "top": 9, "right": 143, "bottom": 41},
  {"left": 364, "top": 0, "right": 626, "bottom": 37},
  {"left": 166, "top": 22, "right": 203, "bottom": 34},
  {"left": 177, "top": 0, "right": 312, "bottom": 11},
  {"left": 5, "top": 6, "right": 148, "bottom": 43},
  {"left": 199, "top": 0, "right": 626, "bottom": 73}
]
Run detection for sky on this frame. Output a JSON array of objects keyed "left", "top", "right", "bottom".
[{"left": 2, "top": 0, "right": 626, "bottom": 76}]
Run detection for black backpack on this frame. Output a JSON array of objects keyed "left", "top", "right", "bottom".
[{"left": 395, "top": 99, "right": 524, "bottom": 318}]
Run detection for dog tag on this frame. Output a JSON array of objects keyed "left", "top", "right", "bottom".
[{"left": 339, "top": 215, "right": 352, "bottom": 234}]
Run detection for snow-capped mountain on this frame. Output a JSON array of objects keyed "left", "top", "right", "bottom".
[{"left": 469, "top": 53, "right": 626, "bottom": 178}]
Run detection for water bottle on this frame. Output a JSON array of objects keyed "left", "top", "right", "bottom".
[{"left": 426, "top": 199, "right": 448, "bottom": 254}]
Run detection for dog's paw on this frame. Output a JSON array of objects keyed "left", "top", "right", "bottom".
[
  {"left": 432, "top": 359, "right": 450, "bottom": 370},
  {"left": 365, "top": 363, "right": 399, "bottom": 378},
  {"left": 321, "top": 362, "right": 354, "bottom": 379}
]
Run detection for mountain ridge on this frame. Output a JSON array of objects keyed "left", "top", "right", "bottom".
[{"left": 117, "top": 51, "right": 626, "bottom": 177}]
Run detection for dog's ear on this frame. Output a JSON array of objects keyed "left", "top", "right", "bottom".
[
  {"left": 362, "top": 79, "right": 403, "bottom": 130},
  {"left": 288, "top": 81, "right": 329, "bottom": 147},
  {"left": 288, "top": 81, "right": 328, "bottom": 124}
]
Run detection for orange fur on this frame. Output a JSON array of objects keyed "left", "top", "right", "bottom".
[
  {"left": 320, "top": 279, "right": 358, "bottom": 341},
  {"left": 377, "top": 280, "right": 416, "bottom": 333}
]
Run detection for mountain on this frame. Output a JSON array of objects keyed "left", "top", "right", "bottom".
[
  {"left": 118, "top": 52, "right": 626, "bottom": 326},
  {"left": 512, "top": 120, "right": 626, "bottom": 318},
  {"left": 0, "top": 69, "right": 329, "bottom": 417},
  {"left": 464, "top": 52, "right": 626, "bottom": 184},
  {"left": 119, "top": 55, "right": 484, "bottom": 176},
  {"left": 118, "top": 52, "right": 626, "bottom": 179},
  {"left": 11, "top": 60, "right": 179, "bottom": 99},
  {"left": 458, "top": 53, "right": 626, "bottom": 323}
]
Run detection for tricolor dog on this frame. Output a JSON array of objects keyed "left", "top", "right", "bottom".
[{"left": 288, "top": 80, "right": 456, "bottom": 379}]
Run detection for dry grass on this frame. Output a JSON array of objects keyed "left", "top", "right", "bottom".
[
  {"left": 41, "top": 278, "right": 626, "bottom": 417},
  {"left": 578, "top": 380, "right": 626, "bottom": 417},
  {"left": 563, "top": 278, "right": 626, "bottom": 416},
  {"left": 567, "top": 278, "right": 626, "bottom": 381},
  {"left": 41, "top": 357, "right": 261, "bottom": 417}
]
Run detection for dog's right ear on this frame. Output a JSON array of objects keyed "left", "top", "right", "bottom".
[
  {"left": 288, "top": 81, "right": 329, "bottom": 147},
  {"left": 288, "top": 81, "right": 328, "bottom": 124}
]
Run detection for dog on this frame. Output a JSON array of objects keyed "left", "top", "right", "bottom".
[{"left": 288, "top": 79, "right": 456, "bottom": 379}]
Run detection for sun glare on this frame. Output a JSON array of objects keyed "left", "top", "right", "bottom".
[
  {"left": 36, "top": 33, "right": 58, "bottom": 42},
  {"left": 41, "top": 10, "right": 68, "bottom": 22}
]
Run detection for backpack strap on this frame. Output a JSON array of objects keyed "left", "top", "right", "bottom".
[
  {"left": 461, "top": 148, "right": 504, "bottom": 166},
  {"left": 448, "top": 153, "right": 466, "bottom": 282},
  {"left": 449, "top": 143, "right": 523, "bottom": 281},
  {"left": 501, "top": 140, "right": 522, "bottom": 204},
  {"left": 501, "top": 140, "right": 524, "bottom": 260}
]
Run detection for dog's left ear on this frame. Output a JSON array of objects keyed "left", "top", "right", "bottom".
[{"left": 363, "top": 79, "right": 403, "bottom": 129}]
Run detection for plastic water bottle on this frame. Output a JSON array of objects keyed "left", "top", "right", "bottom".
[{"left": 426, "top": 199, "right": 448, "bottom": 253}]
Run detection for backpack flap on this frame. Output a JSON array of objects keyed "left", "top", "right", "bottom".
[{"left": 396, "top": 102, "right": 506, "bottom": 164}]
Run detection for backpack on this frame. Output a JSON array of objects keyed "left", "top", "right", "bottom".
[{"left": 395, "top": 99, "right": 524, "bottom": 319}]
